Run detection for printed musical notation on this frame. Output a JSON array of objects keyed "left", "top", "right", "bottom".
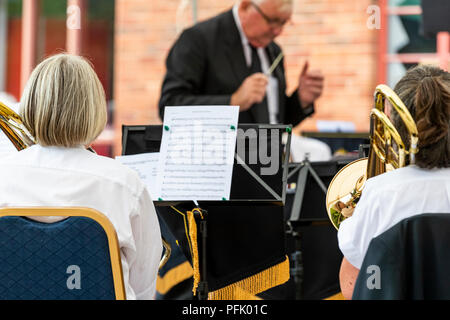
[
  {"left": 115, "top": 152, "right": 160, "bottom": 200},
  {"left": 157, "top": 106, "right": 239, "bottom": 201}
]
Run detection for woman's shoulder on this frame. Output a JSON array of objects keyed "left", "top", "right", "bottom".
[
  {"left": 87, "top": 153, "right": 145, "bottom": 189},
  {"left": 365, "top": 165, "right": 450, "bottom": 192}
]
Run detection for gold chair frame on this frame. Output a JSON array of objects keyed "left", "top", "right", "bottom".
[{"left": 0, "top": 207, "right": 126, "bottom": 300}]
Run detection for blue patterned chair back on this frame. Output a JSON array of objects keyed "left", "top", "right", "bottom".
[{"left": 0, "top": 208, "right": 125, "bottom": 300}]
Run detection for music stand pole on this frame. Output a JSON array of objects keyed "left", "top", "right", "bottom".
[
  {"left": 196, "top": 209, "right": 209, "bottom": 300},
  {"left": 288, "top": 156, "right": 328, "bottom": 300},
  {"left": 286, "top": 220, "right": 303, "bottom": 300}
]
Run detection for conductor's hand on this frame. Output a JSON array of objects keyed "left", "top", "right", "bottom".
[
  {"left": 298, "top": 61, "right": 324, "bottom": 108},
  {"left": 231, "top": 73, "right": 268, "bottom": 112}
]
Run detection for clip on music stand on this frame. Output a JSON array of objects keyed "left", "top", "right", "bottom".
[{"left": 122, "top": 124, "right": 292, "bottom": 300}]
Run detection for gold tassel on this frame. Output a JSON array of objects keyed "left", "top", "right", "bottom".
[
  {"left": 207, "top": 257, "right": 290, "bottom": 300},
  {"left": 169, "top": 206, "right": 204, "bottom": 296},
  {"left": 187, "top": 208, "right": 202, "bottom": 296},
  {"left": 170, "top": 206, "right": 289, "bottom": 300}
]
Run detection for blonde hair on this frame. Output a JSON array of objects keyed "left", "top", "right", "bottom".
[{"left": 20, "top": 54, "right": 107, "bottom": 148}]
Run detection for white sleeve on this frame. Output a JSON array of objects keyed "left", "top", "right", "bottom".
[
  {"left": 337, "top": 180, "right": 381, "bottom": 269},
  {"left": 128, "top": 187, "right": 163, "bottom": 300}
]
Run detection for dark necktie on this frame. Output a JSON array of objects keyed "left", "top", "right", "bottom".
[
  {"left": 250, "top": 45, "right": 262, "bottom": 74},
  {"left": 248, "top": 45, "right": 268, "bottom": 120}
]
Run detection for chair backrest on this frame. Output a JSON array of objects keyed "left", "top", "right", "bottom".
[
  {"left": 0, "top": 207, "right": 126, "bottom": 300},
  {"left": 352, "top": 213, "right": 450, "bottom": 300}
]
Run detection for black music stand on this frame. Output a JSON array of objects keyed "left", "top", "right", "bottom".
[
  {"left": 284, "top": 159, "right": 354, "bottom": 299},
  {"left": 122, "top": 123, "right": 292, "bottom": 300}
]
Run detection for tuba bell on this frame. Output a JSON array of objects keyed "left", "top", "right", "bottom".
[
  {"left": 325, "top": 85, "right": 419, "bottom": 230},
  {"left": 0, "top": 100, "right": 171, "bottom": 268}
]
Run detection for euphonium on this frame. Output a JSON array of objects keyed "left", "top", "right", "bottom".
[
  {"left": 0, "top": 100, "right": 171, "bottom": 268},
  {"left": 0, "top": 101, "right": 34, "bottom": 150},
  {"left": 325, "top": 85, "right": 419, "bottom": 230}
]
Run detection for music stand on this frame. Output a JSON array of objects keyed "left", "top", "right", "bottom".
[
  {"left": 288, "top": 157, "right": 327, "bottom": 223},
  {"left": 284, "top": 159, "right": 354, "bottom": 299},
  {"left": 122, "top": 123, "right": 292, "bottom": 300}
]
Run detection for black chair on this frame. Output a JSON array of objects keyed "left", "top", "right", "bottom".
[{"left": 353, "top": 213, "right": 450, "bottom": 300}]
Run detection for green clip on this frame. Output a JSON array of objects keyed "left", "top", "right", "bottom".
[
  {"left": 222, "top": 197, "right": 227, "bottom": 201},
  {"left": 164, "top": 125, "right": 170, "bottom": 131},
  {"left": 158, "top": 197, "right": 163, "bottom": 201},
  {"left": 286, "top": 127, "right": 292, "bottom": 133},
  {"left": 230, "top": 125, "right": 236, "bottom": 131}
]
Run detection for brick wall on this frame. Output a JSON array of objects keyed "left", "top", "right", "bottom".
[{"left": 114, "top": 0, "right": 379, "bottom": 155}]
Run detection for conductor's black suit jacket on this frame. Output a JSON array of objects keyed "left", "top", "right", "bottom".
[{"left": 159, "top": 9, "right": 314, "bottom": 125}]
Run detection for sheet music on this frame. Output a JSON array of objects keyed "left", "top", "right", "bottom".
[
  {"left": 157, "top": 106, "right": 239, "bottom": 201},
  {"left": 115, "top": 152, "right": 160, "bottom": 200}
]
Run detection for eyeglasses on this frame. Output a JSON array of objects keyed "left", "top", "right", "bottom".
[{"left": 250, "top": 2, "right": 289, "bottom": 28}]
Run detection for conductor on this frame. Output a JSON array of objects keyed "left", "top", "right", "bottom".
[{"left": 159, "top": 0, "right": 324, "bottom": 126}]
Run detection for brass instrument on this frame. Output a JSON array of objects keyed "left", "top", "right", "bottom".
[
  {"left": 326, "top": 85, "right": 419, "bottom": 230},
  {"left": 0, "top": 101, "right": 34, "bottom": 150},
  {"left": 0, "top": 101, "right": 171, "bottom": 268}
]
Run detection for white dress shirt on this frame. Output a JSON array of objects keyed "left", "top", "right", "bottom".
[
  {"left": 0, "top": 144, "right": 163, "bottom": 300},
  {"left": 338, "top": 165, "right": 450, "bottom": 269},
  {"left": 232, "top": 5, "right": 279, "bottom": 124},
  {"left": 289, "top": 134, "right": 332, "bottom": 162}
]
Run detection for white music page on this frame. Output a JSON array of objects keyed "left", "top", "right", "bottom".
[
  {"left": 156, "top": 106, "right": 239, "bottom": 201},
  {"left": 115, "top": 152, "right": 160, "bottom": 200}
]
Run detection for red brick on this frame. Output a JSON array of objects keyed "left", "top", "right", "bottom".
[{"left": 114, "top": 0, "right": 378, "bottom": 155}]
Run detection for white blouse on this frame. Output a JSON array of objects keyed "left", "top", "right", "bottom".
[
  {"left": 338, "top": 165, "right": 450, "bottom": 269},
  {"left": 0, "top": 144, "right": 162, "bottom": 300}
]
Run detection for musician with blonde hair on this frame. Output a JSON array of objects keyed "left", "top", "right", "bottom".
[
  {"left": 338, "top": 65, "right": 450, "bottom": 299},
  {"left": 0, "top": 53, "right": 162, "bottom": 300}
]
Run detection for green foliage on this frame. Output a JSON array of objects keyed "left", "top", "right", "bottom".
[
  {"left": 7, "top": 0, "right": 115, "bottom": 20},
  {"left": 7, "top": 0, "right": 22, "bottom": 18}
]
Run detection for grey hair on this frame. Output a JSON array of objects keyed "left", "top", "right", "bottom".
[{"left": 238, "top": 0, "right": 293, "bottom": 12}]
